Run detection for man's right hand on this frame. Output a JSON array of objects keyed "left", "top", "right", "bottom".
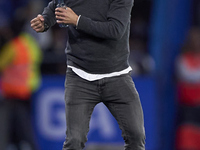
[{"left": 30, "top": 14, "right": 45, "bottom": 33}]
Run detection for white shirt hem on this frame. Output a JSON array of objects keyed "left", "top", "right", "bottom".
[{"left": 67, "top": 65, "right": 132, "bottom": 81}]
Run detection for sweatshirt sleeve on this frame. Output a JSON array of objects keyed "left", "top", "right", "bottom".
[
  {"left": 42, "top": 1, "right": 57, "bottom": 29},
  {"left": 77, "top": 0, "right": 134, "bottom": 40}
]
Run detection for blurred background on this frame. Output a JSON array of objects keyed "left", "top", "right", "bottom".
[{"left": 0, "top": 0, "right": 200, "bottom": 150}]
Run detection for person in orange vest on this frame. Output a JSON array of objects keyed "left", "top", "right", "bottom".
[
  {"left": 175, "top": 27, "right": 200, "bottom": 150},
  {"left": 0, "top": 32, "right": 42, "bottom": 150}
]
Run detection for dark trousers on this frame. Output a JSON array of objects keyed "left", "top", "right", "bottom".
[
  {"left": 62, "top": 69, "right": 145, "bottom": 150},
  {"left": 0, "top": 99, "right": 38, "bottom": 150}
]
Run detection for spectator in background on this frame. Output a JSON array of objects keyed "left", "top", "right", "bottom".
[
  {"left": 129, "top": 13, "right": 154, "bottom": 77},
  {"left": 175, "top": 26, "right": 200, "bottom": 150},
  {"left": 130, "top": 16, "right": 148, "bottom": 41},
  {"left": 129, "top": 37, "right": 155, "bottom": 77},
  {"left": 0, "top": 32, "right": 42, "bottom": 150}
]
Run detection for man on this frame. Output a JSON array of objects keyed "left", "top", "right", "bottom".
[{"left": 30, "top": 0, "right": 145, "bottom": 149}]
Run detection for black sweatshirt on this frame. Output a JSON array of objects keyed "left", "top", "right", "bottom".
[{"left": 42, "top": 0, "right": 134, "bottom": 74}]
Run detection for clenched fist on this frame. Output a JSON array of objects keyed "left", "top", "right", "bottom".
[{"left": 30, "top": 14, "right": 45, "bottom": 32}]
